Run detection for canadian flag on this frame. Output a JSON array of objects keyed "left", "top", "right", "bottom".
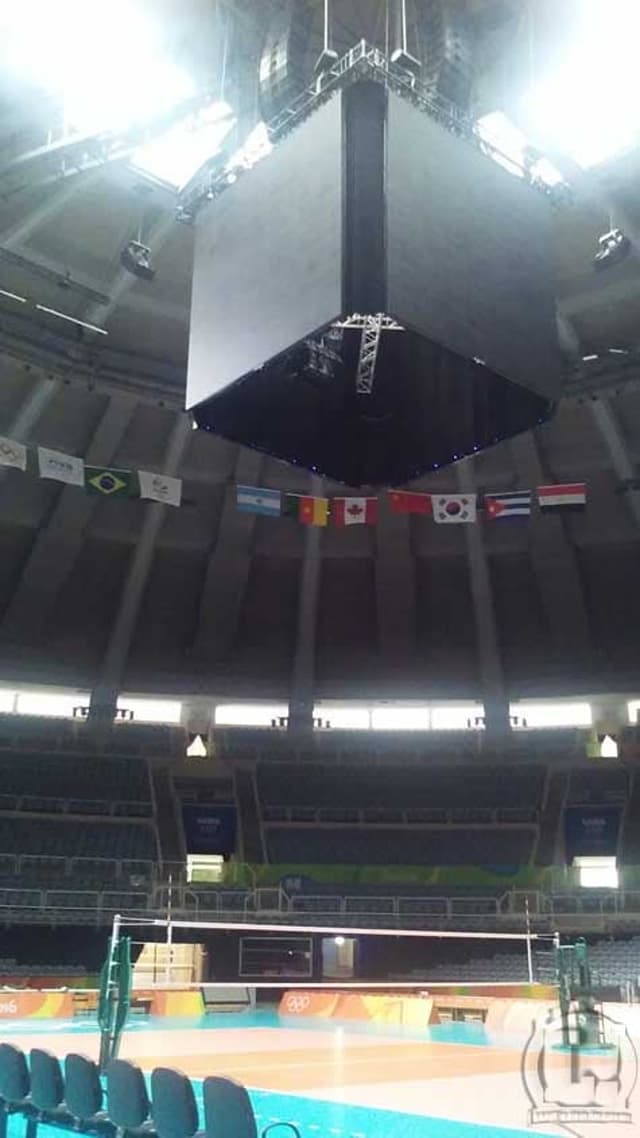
[{"left": 332, "top": 497, "right": 378, "bottom": 526}]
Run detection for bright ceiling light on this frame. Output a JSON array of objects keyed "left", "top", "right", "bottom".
[
  {"left": 522, "top": 0, "right": 640, "bottom": 168},
  {"left": 131, "top": 102, "right": 235, "bottom": 190},
  {"left": 476, "top": 111, "right": 563, "bottom": 187},
  {"left": 1, "top": 0, "right": 195, "bottom": 135}
]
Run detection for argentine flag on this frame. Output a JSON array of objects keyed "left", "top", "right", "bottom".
[{"left": 236, "top": 485, "right": 282, "bottom": 517}]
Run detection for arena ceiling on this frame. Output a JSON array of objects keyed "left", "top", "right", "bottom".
[{"left": 0, "top": 0, "right": 638, "bottom": 712}]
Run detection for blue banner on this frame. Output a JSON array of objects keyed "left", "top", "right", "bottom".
[
  {"left": 181, "top": 805, "right": 237, "bottom": 855},
  {"left": 564, "top": 806, "right": 621, "bottom": 860}
]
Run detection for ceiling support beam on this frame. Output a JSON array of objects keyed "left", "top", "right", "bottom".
[
  {"left": 7, "top": 376, "right": 59, "bottom": 442},
  {"left": 191, "top": 447, "right": 265, "bottom": 671},
  {"left": 509, "top": 431, "right": 592, "bottom": 664},
  {"left": 455, "top": 460, "right": 509, "bottom": 735},
  {"left": 0, "top": 393, "right": 137, "bottom": 646},
  {"left": 374, "top": 496, "right": 416, "bottom": 685},
  {"left": 288, "top": 475, "right": 324, "bottom": 735},
  {"left": 89, "top": 413, "right": 191, "bottom": 719}
]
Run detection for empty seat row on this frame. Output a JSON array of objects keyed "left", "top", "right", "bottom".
[
  {"left": 0, "top": 816, "right": 157, "bottom": 860},
  {"left": 0, "top": 751, "right": 150, "bottom": 804},
  {"left": 265, "top": 826, "right": 536, "bottom": 865},
  {"left": 0, "top": 1045, "right": 292, "bottom": 1138},
  {"left": 257, "top": 762, "right": 546, "bottom": 810}
]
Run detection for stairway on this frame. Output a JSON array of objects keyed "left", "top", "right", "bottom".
[
  {"left": 151, "top": 766, "right": 185, "bottom": 866},
  {"left": 234, "top": 764, "right": 266, "bottom": 862},
  {"left": 536, "top": 770, "right": 568, "bottom": 864}
]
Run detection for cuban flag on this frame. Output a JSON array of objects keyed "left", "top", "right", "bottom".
[
  {"left": 484, "top": 491, "right": 531, "bottom": 519},
  {"left": 236, "top": 485, "right": 282, "bottom": 517}
]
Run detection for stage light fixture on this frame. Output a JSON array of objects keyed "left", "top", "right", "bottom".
[
  {"left": 120, "top": 240, "right": 156, "bottom": 282},
  {"left": 593, "top": 228, "right": 632, "bottom": 271}
]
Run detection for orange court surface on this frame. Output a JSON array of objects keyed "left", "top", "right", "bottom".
[{"left": 3, "top": 998, "right": 640, "bottom": 1138}]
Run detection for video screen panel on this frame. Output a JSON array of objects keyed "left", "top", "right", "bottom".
[
  {"left": 187, "top": 96, "right": 344, "bottom": 411},
  {"left": 385, "top": 92, "right": 561, "bottom": 402}
]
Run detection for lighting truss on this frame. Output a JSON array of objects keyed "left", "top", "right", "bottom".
[{"left": 179, "top": 38, "right": 567, "bottom": 221}]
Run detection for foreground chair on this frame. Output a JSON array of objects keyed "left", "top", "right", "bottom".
[
  {"left": 64, "top": 1054, "right": 113, "bottom": 1135},
  {"left": 28, "top": 1049, "right": 73, "bottom": 1135},
  {"left": 151, "top": 1069, "right": 201, "bottom": 1138},
  {"left": 0, "top": 1043, "right": 32, "bottom": 1138},
  {"left": 107, "top": 1059, "right": 155, "bottom": 1138},
  {"left": 203, "top": 1076, "right": 300, "bottom": 1138}
]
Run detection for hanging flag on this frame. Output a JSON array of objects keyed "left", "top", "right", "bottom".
[
  {"left": 283, "top": 494, "right": 329, "bottom": 526},
  {"left": 0, "top": 437, "right": 27, "bottom": 472},
  {"left": 138, "top": 470, "right": 182, "bottom": 507},
  {"left": 37, "top": 446, "right": 84, "bottom": 487},
  {"left": 537, "top": 483, "right": 587, "bottom": 512},
  {"left": 332, "top": 497, "right": 378, "bottom": 526},
  {"left": 236, "top": 485, "right": 281, "bottom": 517},
  {"left": 85, "top": 466, "right": 135, "bottom": 497},
  {"left": 388, "top": 490, "right": 432, "bottom": 516},
  {"left": 484, "top": 491, "right": 531, "bottom": 519},
  {"left": 432, "top": 494, "right": 477, "bottom": 524}
]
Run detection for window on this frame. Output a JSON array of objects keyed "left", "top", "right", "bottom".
[
  {"left": 214, "top": 704, "right": 288, "bottom": 727},
  {"left": 510, "top": 702, "right": 592, "bottom": 728},
  {"left": 186, "top": 734, "right": 207, "bottom": 758},
  {"left": 431, "top": 705, "right": 484, "bottom": 730},
  {"left": 574, "top": 856, "right": 619, "bottom": 890},
  {"left": 475, "top": 111, "right": 563, "bottom": 186},
  {"left": 0, "top": 690, "right": 15, "bottom": 714},
  {"left": 131, "top": 102, "right": 235, "bottom": 190},
  {"left": 314, "top": 707, "right": 370, "bottom": 730},
  {"left": 627, "top": 701, "right": 640, "bottom": 725},
  {"left": 118, "top": 698, "right": 182, "bottom": 725},
  {"left": 371, "top": 707, "right": 431, "bottom": 731},
  {"left": 16, "top": 691, "right": 85, "bottom": 718}
]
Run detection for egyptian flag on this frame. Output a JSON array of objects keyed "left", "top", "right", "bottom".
[{"left": 537, "top": 483, "right": 587, "bottom": 512}]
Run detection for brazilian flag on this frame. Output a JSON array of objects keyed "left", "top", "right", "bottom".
[{"left": 85, "top": 466, "right": 134, "bottom": 498}]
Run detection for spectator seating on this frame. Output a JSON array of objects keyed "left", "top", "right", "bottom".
[
  {"left": 0, "top": 714, "right": 184, "bottom": 758},
  {"left": 0, "top": 816, "right": 157, "bottom": 860},
  {"left": 567, "top": 767, "right": 628, "bottom": 805},
  {"left": 257, "top": 762, "right": 546, "bottom": 810},
  {"left": 173, "top": 776, "right": 235, "bottom": 805},
  {"left": 0, "top": 752, "right": 151, "bottom": 815},
  {"left": 265, "top": 826, "right": 535, "bottom": 865}
]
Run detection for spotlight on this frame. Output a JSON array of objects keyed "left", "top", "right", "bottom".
[
  {"left": 593, "top": 228, "right": 632, "bottom": 271},
  {"left": 120, "top": 240, "right": 156, "bottom": 281}
]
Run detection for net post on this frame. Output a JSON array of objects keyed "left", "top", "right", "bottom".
[{"left": 525, "top": 897, "right": 534, "bottom": 983}]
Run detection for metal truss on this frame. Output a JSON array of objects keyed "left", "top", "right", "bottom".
[
  {"left": 0, "top": 94, "right": 227, "bottom": 200},
  {"left": 353, "top": 313, "right": 404, "bottom": 395},
  {"left": 179, "top": 37, "right": 567, "bottom": 221}
]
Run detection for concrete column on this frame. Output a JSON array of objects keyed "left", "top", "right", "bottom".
[
  {"left": 509, "top": 431, "right": 592, "bottom": 662},
  {"left": 7, "top": 377, "right": 60, "bottom": 441},
  {"left": 192, "top": 447, "right": 265, "bottom": 670},
  {"left": 455, "top": 461, "right": 510, "bottom": 736},
  {"left": 89, "top": 414, "right": 191, "bottom": 719},
  {"left": 374, "top": 494, "right": 416, "bottom": 679},
  {"left": 590, "top": 398, "right": 640, "bottom": 529},
  {"left": 0, "top": 393, "right": 137, "bottom": 643},
  {"left": 288, "top": 475, "right": 324, "bottom": 735}
]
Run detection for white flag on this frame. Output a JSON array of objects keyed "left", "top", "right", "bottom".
[
  {"left": 0, "top": 437, "right": 27, "bottom": 471},
  {"left": 433, "top": 494, "right": 477, "bottom": 524},
  {"left": 37, "top": 446, "right": 84, "bottom": 486},
  {"left": 138, "top": 470, "right": 182, "bottom": 507}
]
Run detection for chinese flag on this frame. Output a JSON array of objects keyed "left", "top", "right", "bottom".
[{"left": 388, "top": 490, "right": 433, "bottom": 516}]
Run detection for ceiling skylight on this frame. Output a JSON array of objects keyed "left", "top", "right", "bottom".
[
  {"left": 130, "top": 103, "right": 235, "bottom": 190},
  {"left": 476, "top": 111, "right": 563, "bottom": 187},
  {"left": 522, "top": 0, "right": 640, "bottom": 168}
]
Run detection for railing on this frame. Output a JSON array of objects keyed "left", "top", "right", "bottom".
[
  {"left": 262, "top": 804, "right": 538, "bottom": 826},
  {"left": 1, "top": 881, "right": 640, "bottom": 932},
  {"left": 0, "top": 794, "right": 152, "bottom": 817}
]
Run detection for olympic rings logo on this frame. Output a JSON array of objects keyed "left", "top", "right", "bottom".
[{"left": 284, "top": 993, "right": 311, "bottom": 1014}]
